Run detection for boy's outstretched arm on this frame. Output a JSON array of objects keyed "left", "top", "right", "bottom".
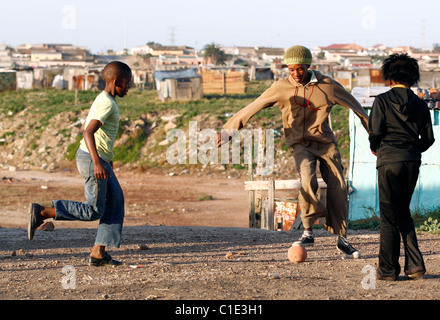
[
  {"left": 83, "top": 119, "right": 109, "bottom": 180},
  {"left": 333, "top": 81, "right": 370, "bottom": 133}
]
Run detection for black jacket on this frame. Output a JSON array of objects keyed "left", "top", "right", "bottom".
[{"left": 369, "top": 87, "right": 435, "bottom": 168}]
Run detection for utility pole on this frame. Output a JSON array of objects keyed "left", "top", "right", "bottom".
[
  {"left": 124, "top": 10, "right": 128, "bottom": 50},
  {"left": 169, "top": 26, "right": 176, "bottom": 45}
]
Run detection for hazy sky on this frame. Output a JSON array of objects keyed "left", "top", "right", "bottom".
[{"left": 1, "top": 0, "right": 439, "bottom": 53}]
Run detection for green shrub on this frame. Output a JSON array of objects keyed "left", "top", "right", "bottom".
[
  {"left": 66, "top": 135, "right": 83, "bottom": 161},
  {"left": 348, "top": 207, "right": 381, "bottom": 231},
  {"left": 417, "top": 217, "right": 440, "bottom": 234},
  {"left": 113, "top": 129, "right": 147, "bottom": 164}
]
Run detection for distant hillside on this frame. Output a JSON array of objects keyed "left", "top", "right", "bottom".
[{"left": 0, "top": 82, "right": 350, "bottom": 178}]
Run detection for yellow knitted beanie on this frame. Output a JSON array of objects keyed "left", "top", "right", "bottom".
[{"left": 284, "top": 45, "right": 313, "bottom": 65}]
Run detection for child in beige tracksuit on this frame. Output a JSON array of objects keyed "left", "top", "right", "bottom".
[{"left": 219, "top": 46, "right": 369, "bottom": 257}]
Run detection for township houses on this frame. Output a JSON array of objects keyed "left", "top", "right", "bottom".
[
  {"left": 130, "top": 44, "right": 196, "bottom": 57},
  {"left": 221, "top": 46, "right": 285, "bottom": 65},
  {"left": 315, "top": 43, "right": 372, "bottom": 68},
  {"left": 0, "top": 44, "right": 12, "bottom": 68},
  {"left": 1, "top": 41, "right": 439, "bottom": 94}
]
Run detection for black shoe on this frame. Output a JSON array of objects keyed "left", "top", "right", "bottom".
[
  {"left": 336, "top": 236, "right": 361, "bottom": 259},
  {"left": 89, "top": 252, "right": 122, "bottom": 267},
  {"left": 406, "top": 268, "right": 426, "bottom": 280},
  {"left": 293, "top": 235, "right": 314, "bottom": 247},
  {"left": 28, "top": 203, "right": 44, "bottom": 240},
  {"left": 377, "top": 273, "right": 397, "bottom": 281}
]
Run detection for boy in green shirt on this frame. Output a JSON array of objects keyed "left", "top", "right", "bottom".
[{"left": 28, "top": 61, "right": 132, "bottom": 266}]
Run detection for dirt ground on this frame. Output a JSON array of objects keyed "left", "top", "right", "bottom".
[{"left": 1, "top": 168, "right": 440, "bottom": 305}]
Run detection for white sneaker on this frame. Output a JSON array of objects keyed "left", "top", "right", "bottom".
[
  {"left": 336, "top": 236, "right": 361, "bottom": 259},
  {"left": 293, "top": 235, "right": 314, "bottom": 247}
]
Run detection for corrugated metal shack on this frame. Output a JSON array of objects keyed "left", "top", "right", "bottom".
[
  {"left": 348, "top": 86, "right": 440, "bottom": 220},
  {"left": 153, "top": 68, "right": 203, "bottom": 101},
  {"left": 0, "top": 70, "right": 16, "bottom": 92},
  {"left": 16, "top": 70, "right": 33, "bottom": 89}
]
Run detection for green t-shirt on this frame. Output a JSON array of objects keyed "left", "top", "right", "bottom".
[{"left": 79, "top": 91, "right": 119, "bottom": 162}]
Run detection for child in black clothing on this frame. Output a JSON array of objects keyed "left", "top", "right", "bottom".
[{"left": 369, "top": 54, "right": 435, "bottom": 280}]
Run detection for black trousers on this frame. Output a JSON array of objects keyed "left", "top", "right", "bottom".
[{"left": 377, "top": 161, "right": 425, "bottom": 279}]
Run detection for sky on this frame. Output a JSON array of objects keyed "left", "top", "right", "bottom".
[{"left": 1, "top": 0, "right": 439, "bottom": 53}]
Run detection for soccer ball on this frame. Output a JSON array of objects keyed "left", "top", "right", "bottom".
[{"left": 288, "top": 244, "right": 307, "bottom": 263}]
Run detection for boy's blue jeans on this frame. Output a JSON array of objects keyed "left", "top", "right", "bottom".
[{"left": 53, "top": 148, "right": 125, "bottom": 248}]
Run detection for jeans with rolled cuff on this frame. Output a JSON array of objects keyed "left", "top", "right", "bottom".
[{"left": 53, "top": 148, "right": 125, "bottom": 248}]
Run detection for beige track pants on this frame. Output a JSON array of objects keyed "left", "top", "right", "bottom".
[{"left": 292, "top": 141, "right": 348, "bottom": 237}]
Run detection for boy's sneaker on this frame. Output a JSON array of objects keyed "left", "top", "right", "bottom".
[
  {"left": 293, "top": 235, "right": 314, "bottom": 247},
  {"left": 89, "top": 252, "right": 123, "bottom": 267},
  {"left": 406, "top": 267, "right": 426, "bottom": 280},
  {"left": 336, "top": 236, "right": 361, "bottom": 259},
  {"left": 28, "top": 203, "right": 44, "bottom": 240}
]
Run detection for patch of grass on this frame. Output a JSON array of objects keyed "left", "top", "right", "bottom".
[
  {"left": 30, "top": 142, "right": 38, "bottom": 150},
  {"left": 417, "top": 217, "right": 440, "bottom": 234},
  {"left": 330, "top": 104, "right": 350, "bottom": 160},
  {"left": 196, "top": 194, "right": 214, "bottom": 201},
  {"left": 0, "top": 91, "right": 27, "bottom": 114},
  {"left": 415, "top": 206, "right": 440, "bottom": 234},
  {"left": 348, "top": 205, "right": 440, "bottom": 233},
  {"left": 1, "top": 131, "right": 16, "bottom": 138},
  {"left": 348, "top": 206, "right": 380, "bottom": 231},
  {"left": 113, "top": 128, "right": 148, "bottom": 164},
  {"left": 66, "top": 135, "right": 83, "bottom": 161}
]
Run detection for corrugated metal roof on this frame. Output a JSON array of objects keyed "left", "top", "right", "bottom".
[{"left": 153, "top": 68, "right": 200, "bottom": 81}]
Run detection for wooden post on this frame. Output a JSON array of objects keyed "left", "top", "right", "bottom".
[
  {"left": 256, "top": 130, "right": 266, "bottom": 176},
  {"left": 261, "top": 198, "right": 268, "bottom": 230},
  {"left": 248, "top": 190, "right": 255, "bottom": 228},
  {"left": 171, "top": 79, "right": 177, "bottom": 101},
  {"left": 73, "top": 76, "right": 79, "bottom": 106},
  {"left": 254, "top": 129, "right": 265, "bottom": 228},
  {"left": 267, "top": 178, "right": 275, "bottom": 230},
  {"left": 248, "top": 139, "right": 255, "bottom": 228}
]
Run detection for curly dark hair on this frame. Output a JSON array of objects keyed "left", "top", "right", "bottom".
[{"left": 381, "top": 53, "right": 420, "bottom": 87}]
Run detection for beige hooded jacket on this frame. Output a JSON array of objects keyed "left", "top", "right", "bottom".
[{"left": 223, "top": 70, "right": 369, "bottom": 146}]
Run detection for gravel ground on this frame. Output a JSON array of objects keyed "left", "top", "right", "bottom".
[
  {"left": 1, "top": 225, "right": 440, "bottom": 303},
  {"left": 1, "top": 169, "right": 440, "bottom": 313}
]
